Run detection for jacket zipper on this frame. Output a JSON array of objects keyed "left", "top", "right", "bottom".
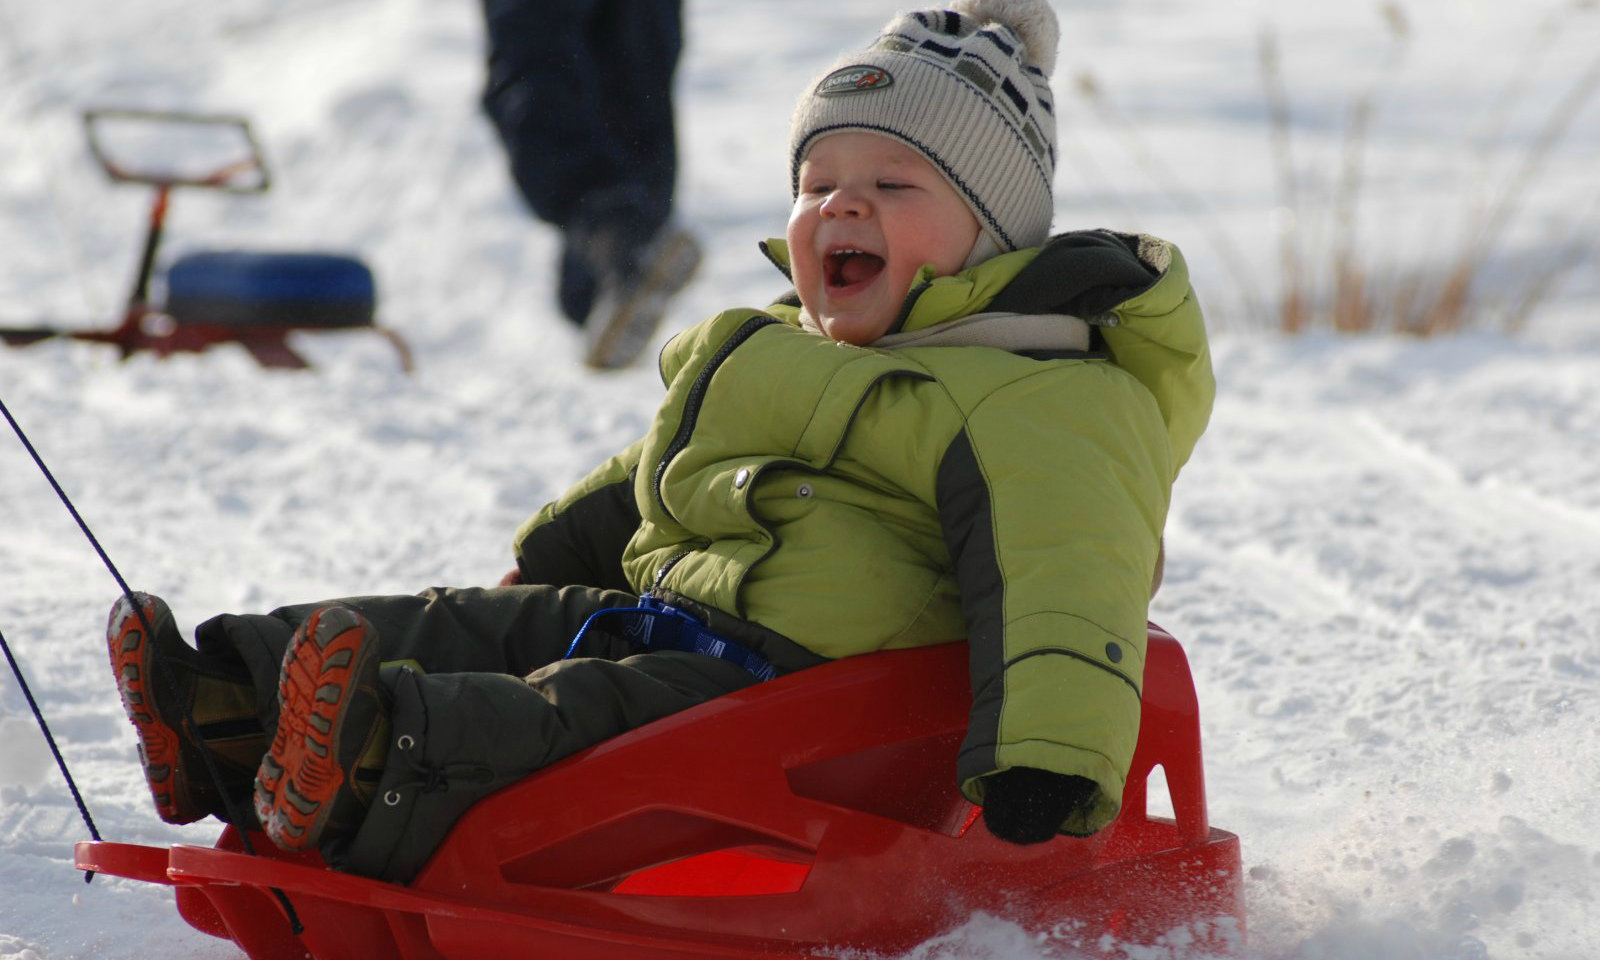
[
  {"left": 652, "top": 314, "right": 779, "bottom": 520},
  {"left": 885, "top": 279, "right": 933, "bottom": 336},
  {"left": 650, "top": 550, "right": 693, "bottom": 593}
]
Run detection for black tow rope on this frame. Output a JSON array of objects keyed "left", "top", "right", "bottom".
[
  {"left": 0, "top": 624, "right": 102, "bottom": 850},
  {"left": 0, "top": 392, "right": 305, "bottom": 934}
]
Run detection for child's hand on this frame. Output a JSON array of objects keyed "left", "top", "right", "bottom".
[{"left": 980, "top": 767, "right": 1099, "bottom": 844}]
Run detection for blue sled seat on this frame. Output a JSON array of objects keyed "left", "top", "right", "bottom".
[{"left": 166, "top": 251, "right": 376, "bottom": 329}]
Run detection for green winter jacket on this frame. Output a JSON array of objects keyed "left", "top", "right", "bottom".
[{"left": 513, "top": 230, "right": 1214, "bottom": 835}]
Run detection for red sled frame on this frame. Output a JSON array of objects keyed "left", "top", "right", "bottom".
[
  {"left": 0, "top": 110, "right": 412, "bottom": 372},
  {"left": 76, "top": 626, "right": 1244, "bottom": 959}
]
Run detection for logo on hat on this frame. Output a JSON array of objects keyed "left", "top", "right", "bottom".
[{"left": 816, "top": 65, "right": 894, "bottom": 97}]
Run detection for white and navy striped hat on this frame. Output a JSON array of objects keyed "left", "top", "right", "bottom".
[{"left": 789, "top": 0, "right": 1060, "bottom": 255}]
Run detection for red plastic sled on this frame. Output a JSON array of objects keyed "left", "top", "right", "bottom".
[{"left": 76, "top": 626, "right": 1243, "bottom": 959}]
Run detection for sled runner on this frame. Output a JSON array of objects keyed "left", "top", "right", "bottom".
[
  {"left": 0, "top": 110, "right": 412, "bottom": 371},
  {"left": 76, "top": 625, "right": 1243, "bottom": 959}
]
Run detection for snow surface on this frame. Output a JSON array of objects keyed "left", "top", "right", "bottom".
[{"left": 2, "top": 0, "right": 1598, "bottom": 957}]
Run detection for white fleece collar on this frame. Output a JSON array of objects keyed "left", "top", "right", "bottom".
[{"left": 798, "top": 310, "right": 1092, "bottom": 353}]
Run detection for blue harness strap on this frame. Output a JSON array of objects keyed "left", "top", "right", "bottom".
[{"left": 565, "top": 593, "right": 778, "bottom": 682}]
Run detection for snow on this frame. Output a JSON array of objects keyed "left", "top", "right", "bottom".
[{"left": 1, "top": 0, "right": 1597, "bottom": 957}]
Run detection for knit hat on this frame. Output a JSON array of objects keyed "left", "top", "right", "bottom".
[{"left": 789, "top": 0, "right": 1060, "bottom": 256}]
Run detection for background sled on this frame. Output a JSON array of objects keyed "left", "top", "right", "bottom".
[
  {"left": 0, "top": 110, "right": 412, "bottom": 372},
  {"left": 76, "top": 626, "right": 1244, "bottom": 959}
]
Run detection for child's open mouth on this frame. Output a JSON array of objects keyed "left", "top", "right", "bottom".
[{"left": 825, "top": 248, "right": 885, "bottom": 290}]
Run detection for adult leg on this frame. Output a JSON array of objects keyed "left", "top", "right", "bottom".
[
  {"left": 480, "top": 0, "right": 620, "bottom": 323},
  {"left": 591, "top": 0, "right": 685, "bottom": 240},
  {"left": 484, "top": 0, "right": 685, "bottom": 241},
  {"left": 478, "top": 0, "right": 697, "bottom": 359},
  {"left": 479, "top": 0, "right": 620, "bottom": 231},
  {"left": 576, "top": 0, "right": 702, "bottom": 368}
]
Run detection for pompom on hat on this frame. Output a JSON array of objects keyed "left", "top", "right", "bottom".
[{"left": 789, "top": 0, "right": 1061, "bottom": 257}]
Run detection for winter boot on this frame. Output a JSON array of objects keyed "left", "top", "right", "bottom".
[
  {"left": 557, "top": 240, "right": 600, "bottom": 327},
  {"left": 582, "top": 221, "right": 703, "bottom": 370},
  {"left": 107, "top": 592, "right": 262, "bottom": 825},
  {"left": 254, "top": 605, "right": 390, "bottom": 852}
]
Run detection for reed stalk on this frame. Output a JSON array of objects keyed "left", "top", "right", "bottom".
[
  {"left": 1414, "top": 46, "right": 1600, "bottom": 335},
  {"left": 1075, "top": 0, "right": 1598, "bottom": 337},
  {"left": 1073, "top": 70, "right": 1269, "bottom": 327},
  {"left": 1256, "top": 27, "right": 1306, "bottom": 333},
  {"left": 1329, "top": 4, "right": 1410, "bottom": 333}
]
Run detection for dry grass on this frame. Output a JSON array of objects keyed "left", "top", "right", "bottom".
[{"left": 1071, "top": 1, "right": 1600, "bottom": 336}]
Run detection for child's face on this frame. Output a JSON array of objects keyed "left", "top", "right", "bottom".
[{"left": 787, "top": 132, "right": 981, "bottom": 345}]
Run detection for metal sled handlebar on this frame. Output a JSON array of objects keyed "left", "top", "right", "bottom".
[{"left": 83, "top": 109, "right": 271, "bottom": 193}]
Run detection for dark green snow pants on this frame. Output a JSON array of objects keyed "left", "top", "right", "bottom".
[{"left": 193, "top": 584, "right": 762, "bottom": 883}]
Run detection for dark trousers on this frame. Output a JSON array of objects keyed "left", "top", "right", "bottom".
[
  {"left": 196, "top": 584, "right": 759, "bottom": 883},
  {"left": 479, "top": 0, "right": 683, "bottom": 237}
]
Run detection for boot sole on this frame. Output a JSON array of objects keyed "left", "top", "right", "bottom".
[
  {"left": 254, "top": 606, "right": 378, "bottom": 851},
  {"left": 584, "top": 229, "right": 703, "bottom": 370},
  {"left": 108, "top": 594, "right": 206, "bottom": 825}
]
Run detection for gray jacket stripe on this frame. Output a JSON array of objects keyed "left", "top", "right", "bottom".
[
  {"left": 936, "top": 429, "right": 1006, "bottom": 782},
  {"left": 517, "top": 470, "right": 640, "bottom": 592}
]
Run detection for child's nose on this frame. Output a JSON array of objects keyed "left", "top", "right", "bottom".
[{"left": 820, "top": 188, "right": 867, "bottom": 219}]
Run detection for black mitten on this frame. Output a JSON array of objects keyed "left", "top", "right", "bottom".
[
  {"left": 980, "top": 767, "right": 1099, "bottom": 845},
  {"left": 986, "top": 229, "right": 1159, "bottom": 320}
]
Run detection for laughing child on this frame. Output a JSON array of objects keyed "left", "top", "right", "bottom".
[{"left": 107, "top": 0, "right": 1212, "bottom": 883}]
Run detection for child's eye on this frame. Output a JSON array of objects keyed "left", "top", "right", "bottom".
[{"left": 877, "top": 180, "right": 911, "bottom": 191}]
